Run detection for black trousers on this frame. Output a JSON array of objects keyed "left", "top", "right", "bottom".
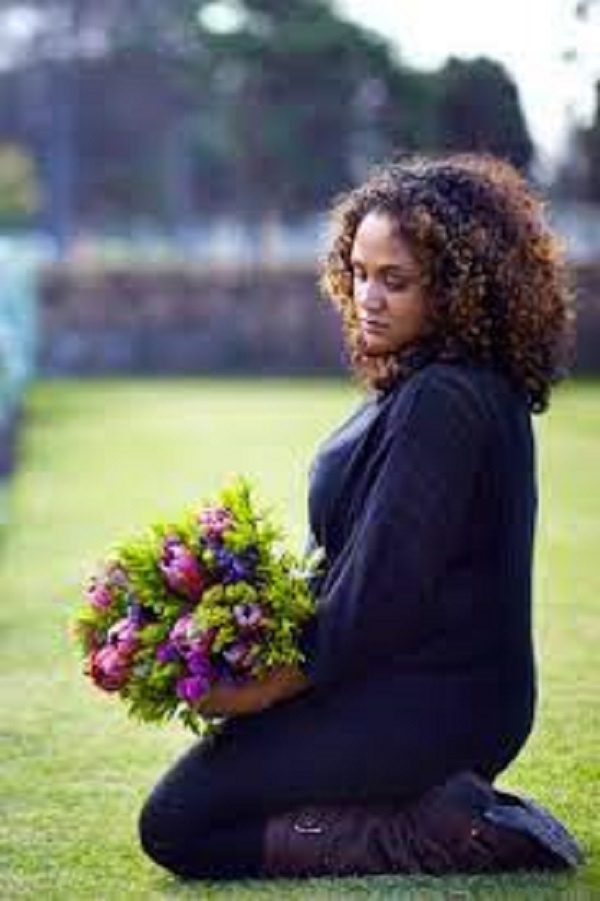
[{"left": 139, "top": 669, "right": 530, "bottom": 880}]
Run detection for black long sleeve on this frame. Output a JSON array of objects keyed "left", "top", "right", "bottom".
[{"left": 303, "top": 362, "right": 532, "bottom": 688}]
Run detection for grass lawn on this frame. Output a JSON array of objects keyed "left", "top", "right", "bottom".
[{"left": 1, "top": 377, "right": 598, "bottom": 900}]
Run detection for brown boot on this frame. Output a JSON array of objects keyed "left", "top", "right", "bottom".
[{"left": 262, "top": 772, "right": 582, "bottom": 878}]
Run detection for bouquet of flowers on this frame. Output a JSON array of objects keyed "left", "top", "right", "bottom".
[{"left": 71, "top": 478, "right": 319, "bottom": 733}]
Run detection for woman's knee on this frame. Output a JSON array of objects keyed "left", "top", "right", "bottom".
[{"left": 138, "top": 786, "right": 201, "bottom": 877}]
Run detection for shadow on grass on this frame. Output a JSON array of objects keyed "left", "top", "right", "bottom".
[{"left": 150, "top": 869, "right": 588, "bottom": 900}]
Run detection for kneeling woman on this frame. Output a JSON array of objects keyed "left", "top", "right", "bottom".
[{"left": 139, "top": 154, "right": 580, "bottom": 880}]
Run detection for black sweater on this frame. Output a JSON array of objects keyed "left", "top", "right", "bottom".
[{"left": 303, "top": 362, "right": 537, "bottom": 740}]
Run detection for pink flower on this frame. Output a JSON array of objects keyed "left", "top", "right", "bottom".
[
  {"left": 89, "top": 645, "right": 130, "bottom": 692},
  {"left": 107, "top": 618, "right": 139, "bottom": 656},
  {"left": 176, "top": 674, "right": 211, "bottom": 705},
  {"left": 87, "top": 578, "right": 113, "bottom": 611},
  {"left": 170, "top": 613, "right": 201, "bottom": 654},
  {"left": 198, "top": 507, "right": 234, "bottom": 541},
  {"left": 160, "top": 538, "right": 205, "bottom": 600}
]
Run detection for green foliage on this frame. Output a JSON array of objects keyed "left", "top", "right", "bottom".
[
  {"left": 70, "top": 476, "right": 317, "bottom": 733},
  {"left": 0, "top": 143, "right": 38, "bottom": 225},
  {"left": 0, "top": 1, "right": 537, "bottom": 222},
  {"left": 435, "top": 58, "right": 534, "bottom": 169}
]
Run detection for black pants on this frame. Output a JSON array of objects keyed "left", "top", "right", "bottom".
[{"left": 139, "top": 670, "right": 530, "bottom": 880}]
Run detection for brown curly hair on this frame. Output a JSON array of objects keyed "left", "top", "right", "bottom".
[{"left": 321, "top": 153, "right": 575, "bottom": 412}]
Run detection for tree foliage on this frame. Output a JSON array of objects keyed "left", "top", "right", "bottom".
[
  {"left": 0, "top": 0, "right": 537, "bottom": 229},
  {"left": 435, "top": 57, "right": 533, "bottom": 170}
]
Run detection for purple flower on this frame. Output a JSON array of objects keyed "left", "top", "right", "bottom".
[
  {"left": 185, "top": 647, "right": 213, "bottom": 678},
  {"left": 127, "top": 600, "right": 148, "bottom": 627},
  {"left": 159, "top": 537, "right": 205, "bottom": 601},
  {"left": 198, "top": 507, "right": 234, "bottom": 541},
  {"left": 233, "top": 602, "right": 264, "bottom": 632},
  {"left": 106, "top": 562, "right": 129, "bottom": 589},
  {"left": 156, "top": 641, "right": 180, "bottom": 664},
  {"left": 212, "top": 547, "right": 252, "bottom": 584},
  {"left": 222, "top": 639, "right": 260, "bottom": 673},
  {"left": 176, "top": 674, "right": 211, "bottom": 705}
]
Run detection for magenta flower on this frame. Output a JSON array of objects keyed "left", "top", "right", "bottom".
[
  {"left": 160, "top": 537, "right": 205, "bottom": 600},
  {"left": 89, "top": 645, "right": 130, "bottom": 692},
  {"left": 198, "top": 507, "right": 234, "bottom": 541},
  {"left": 176, "top": 674, "right": 211, "bottom": 705}
]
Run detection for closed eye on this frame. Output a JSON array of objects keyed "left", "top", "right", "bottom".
[{"left": 384, "top": 275, "right": 411, "bottom": 291}]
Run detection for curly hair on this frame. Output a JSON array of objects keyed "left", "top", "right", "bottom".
[{"left": 321, "top": 153, "right": 575, "bottom": 413}]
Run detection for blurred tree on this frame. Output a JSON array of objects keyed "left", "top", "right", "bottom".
[
  {"left": 0, "top": 0, "right": 536, "bottom": 230},
  {"left": 574, "top": 81, "right": 600, "bottom": 201},
  {"left": 559, "top": 0, "right": 600, "bottom": 201},
  {"left": 435, "top": 57, "right": 534, "bottom": 170},
  {"left": 0, "top": 0, "right": 204, "bottom": 242},
  {"left": 192, "top": 0, "right": 430, "bottom": 216}
]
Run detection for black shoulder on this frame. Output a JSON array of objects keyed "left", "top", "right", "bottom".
[{"left": 386, "top": 363, "right": 492, "bottom": 426}]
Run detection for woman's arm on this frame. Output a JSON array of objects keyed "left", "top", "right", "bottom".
[
  {"left": 304, "top": 364, "right": 493, "bottom": 686},
  {"left": 195, "top": 665, "right": 311, "bottom": 717}
]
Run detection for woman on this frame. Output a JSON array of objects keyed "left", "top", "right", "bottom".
[{"left": 139, "top": 153, "right": 580, "bottom": 880}]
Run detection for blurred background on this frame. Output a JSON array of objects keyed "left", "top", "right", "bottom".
[{"left": 1, "top": 0, "right": 599, "bottom": 500}]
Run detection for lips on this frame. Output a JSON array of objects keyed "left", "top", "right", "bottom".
[{"left": 360, "top": 319, "right": 388, "bottom": 334}]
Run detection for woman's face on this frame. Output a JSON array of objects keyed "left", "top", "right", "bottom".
[{"left": 350, "top": 211, "right": 430, "bottom": 356}]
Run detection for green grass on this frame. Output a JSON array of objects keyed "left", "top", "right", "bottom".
[{"left": 1, "top": 377, "right": 598, "bottom": 900}]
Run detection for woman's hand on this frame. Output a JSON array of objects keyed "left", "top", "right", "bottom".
[{"left": 195, "top": 665, "right": 311, "bottom": 718}]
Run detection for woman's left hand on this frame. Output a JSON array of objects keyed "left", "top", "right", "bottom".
[{"left": 195, "top": 665, "right": 311, "bottom": 718}]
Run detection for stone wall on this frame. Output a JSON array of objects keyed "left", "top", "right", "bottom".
[
  {"left": 38, "top": 264, "right": 345, "bottom": 376},
  {"left": 37, "top": 261, "right": 600, "bottom": 375}
]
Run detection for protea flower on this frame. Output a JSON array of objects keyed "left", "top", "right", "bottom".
[
  {"left": 159, "top": 537, "right": 205, "bottom": 600},
  {"left": 89, "top": 645, "right": 131, "bottom": 692}
]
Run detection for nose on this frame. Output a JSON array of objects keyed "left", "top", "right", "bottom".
[{"left": 355, "top": 278, "right": 385, "bottom": 312}]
